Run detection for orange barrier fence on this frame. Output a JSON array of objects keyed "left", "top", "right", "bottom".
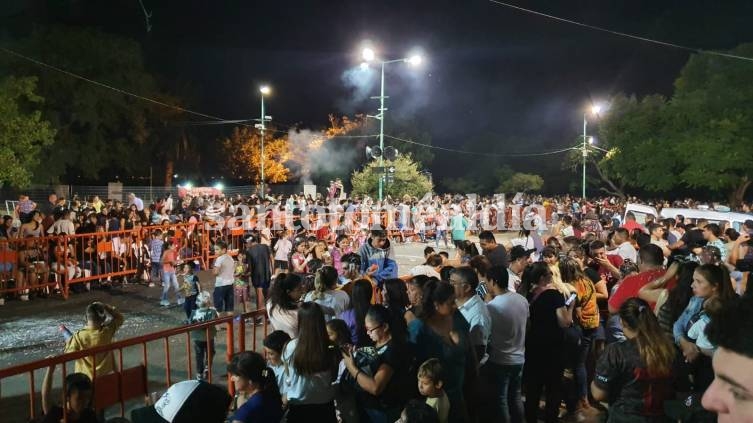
[{"left": 0, "top": 309, "right": 269, "bottom": 423}]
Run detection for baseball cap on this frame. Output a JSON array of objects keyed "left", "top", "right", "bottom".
[
  {"left": 130, "top": 380, "right": 231, "bottom": 423},
  {"left": 509, "top": 245, "right": 535, "bottom": 261}
]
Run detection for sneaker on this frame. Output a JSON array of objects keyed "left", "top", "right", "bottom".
[
  {"left": 20, "top": 294, "right": 29, "bottom": 301},
  {"left": 160, "top": 300, "right": 170, "bottom": 307}
]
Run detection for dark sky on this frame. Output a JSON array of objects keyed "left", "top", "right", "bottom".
[{"left": 4, "top": 0, "right": 753, "bottom": 190}]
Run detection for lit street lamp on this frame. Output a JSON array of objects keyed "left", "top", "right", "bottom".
[
  {"left": 582, "top": 103, "right": 602, "bottom": 199},
  {"left": 256, "top": 85, "right": 272, "bottom": 198},
  {"left": 362, "top": 46, "right": 423, "bottom": 201}
]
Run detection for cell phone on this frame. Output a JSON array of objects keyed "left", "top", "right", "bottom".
[
  {"left": 565, "top": 292, "right": 578, "bottom": 307},
  {"left": 478, "top": 282, "right": 489, "bottom": 298}
]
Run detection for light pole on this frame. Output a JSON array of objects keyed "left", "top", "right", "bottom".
[
  {"left": 258, "top": 85, "right": 272, "bottom": 198},
  {"left": 362, "top": 47, "right": 422, "bottom": 201},
  {"left": 582, "top": 104, "right": 602, "bottom": 199}
]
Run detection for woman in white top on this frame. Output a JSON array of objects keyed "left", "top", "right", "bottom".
[
  {"left": 303, "top": 266, "right": 350, "bottom": 320},
  {"left": 281, "top": 302, "right": 339, "bottom": 423},
  {"left": 266, "top": 273, "right": 305, "bottom": 338}
]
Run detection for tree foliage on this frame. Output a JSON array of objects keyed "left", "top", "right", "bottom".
[
  {"left": 584, "top": 43, "right": 753, "bottom": 204},
  {"left": 221, "top": 126, "right": 290, "bottom": 183},
  {"left": 498, "top": 172, "right": 544, "bottom": 193},
  {"left": 351, "top": 155, "right": 433, "bottom": 199},
  {"left": 3, "top": 26, "right": 164, "bottom": 183},
  {"left": 0, "top": 76, "right": 56, "bottom": 187}
]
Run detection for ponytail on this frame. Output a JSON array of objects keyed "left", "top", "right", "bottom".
[
  {"left": 228, "top": 352, "right": 282, "bottom": 404},
  {"left": 312, "top": 266, "right": 338, "bottom": 300},
  {"left": 619, "top": 298, "right": 675, "bottom": 377}
]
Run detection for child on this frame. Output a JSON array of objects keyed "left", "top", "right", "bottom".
[
  {"left": 41, "top": 365, "right": 97, "bottom": 423},
  {"left": 273, "top": 230, "right": 293, "bottom": 273},
  {"left": 149, "top": 230, "right": 164, "bottom": 287},
  {"left": 64, "top": 302, "right": 124, "bottom": 381},
  {"left": 234, "top": 254, "right": 252, "bottom": 313},
  {"left": 687, "top": 297, "right": 722, "bottom": 351},
  {"left": 190, "top": 291, "right": 220, "bottom": 380},
  {"left": 179, "top": 262, "right": 200, "bottom": 321},
  {"left": 262, "top": 330, "right": 292, "bottom": 390},
  {"left": 289, "top": 239, "right": 310, "bottom": 274},
  {"left": 417, "top": 359, "right": 449, "bottom": 423},
  {"left": 326, "top": 319, "right": 351, "bottom": 346}
]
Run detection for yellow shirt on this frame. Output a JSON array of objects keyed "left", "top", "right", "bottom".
[
  {"left": 426, "top": 390, "right": 450, "bottom": 423},
  {"left": 64, "top": 313, "right": 124, "bottom": 380}
]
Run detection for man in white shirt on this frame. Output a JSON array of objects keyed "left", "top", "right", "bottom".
[
  {"left": 451, "top": 267, "right": 491, "bottom": 364},
  {"left": 212, "top": 241, "right": 236, "bottom": 316},
  {"left": 128, "top": 193, "right": 144, "bottom": 212},
  {"left": 46, "top": 209, "right": 75, "bottom": 235},
  {"left": 507, "top": 246, "right": 533, "bottom": 293},
  {"left": 610, "top": 228, "right": 637, "bottom": 263}
]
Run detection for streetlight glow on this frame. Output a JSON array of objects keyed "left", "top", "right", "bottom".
[
  {"left": 362, "top": 47, "right": 376, "bottom": 62},
  {"left": 260, "top": 85, "right": 271, "bottom": 95},
  {"left": 591, "top": 104, "right": 602, "bottom": 115},
  {"left": 406, "top": 55, "right": 422, "bottom": 66}
]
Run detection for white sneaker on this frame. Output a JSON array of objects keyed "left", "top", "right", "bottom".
[
  {"left": 160, "top": 300, "right": 170, "bottom": 307},
  {"left": 20, "top": 294, "right": 29, "bottom": 301},
  {"left": 148, "top": 283, "right": 155, "bottom": 287},
  {"left": 0, "top": 298, "right": 5, "bottom": 306},
  {"left": 177, "top": 298, "right": 185, "bottom": 306}
]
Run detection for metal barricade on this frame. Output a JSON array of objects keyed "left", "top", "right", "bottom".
[{"left": 0, "top": 309, "right": 269, "bottom": 423}]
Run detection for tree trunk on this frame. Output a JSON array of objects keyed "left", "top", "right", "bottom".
[
  {"left": 164, "top": 160, "right": 173, "bottom": 188},
  {"left": 729, "top": 176, "right": 750, "bottom": 209},
  {"left": 591, "top": 158, "right": 627, "bottom": 199}
]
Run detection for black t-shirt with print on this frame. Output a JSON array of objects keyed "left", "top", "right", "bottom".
[{"left": 594, "top": 339, "right": 674, "bottom": 422}]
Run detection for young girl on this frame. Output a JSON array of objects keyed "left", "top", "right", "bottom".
[
  {"left": 273, "top": 230, "right": 293, "bottom": 273},
  {"left": 289, "top": 239, "right": 310, "bottom": 274},
  {"left": 179, "top": 262, "right": 200, "bottom": 321},
  {"left": 331, "top": 235, "right": 352, "bottom": 276},
  {"left": 234, "top": 254, "right": 252, "bottom": 313},
  {"left": 227, "top": 351, "right": 283, "bottom": 423}
]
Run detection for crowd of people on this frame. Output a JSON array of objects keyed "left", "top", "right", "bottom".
[{"left": 8, "top": 189, "right": 753, "bottom": 423}]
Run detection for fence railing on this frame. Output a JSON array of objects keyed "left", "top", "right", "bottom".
[{"left": 0, "top": 309, "right": 269, "bottom": 423}]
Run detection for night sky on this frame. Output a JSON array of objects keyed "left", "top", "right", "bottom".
[{"left": 3, "top": 0, "right": 753, "bottom": 191}]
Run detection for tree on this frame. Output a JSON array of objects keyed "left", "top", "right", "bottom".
[
  {"left": 2, "top": 26, "right": 163, "bottom": 183},
  {"left": 221, "top": 126, "right": 290, "bottom": 183},
  {"left": 0, "top": 76, "right": 56, "bottom": 187},
  {"left": 351, "top": 155, "right": 433, "bottom": 199},
  {"left": 498, "top": 172, "right": 544, "bottom": 193}
]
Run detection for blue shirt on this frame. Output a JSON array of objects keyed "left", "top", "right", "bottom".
[
  {"left": 673, "top": 296, "right": 704, "bottom": 345},
  {"left": 232, "top": 391, "right": 282, "bottom": 423}
]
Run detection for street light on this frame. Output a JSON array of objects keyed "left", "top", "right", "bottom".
[
  {"left": 361, "top": 46, "right": 424, "bottom": 201},
  {"left": 257, "top": 85, "right": 272, "bottom": 198},
  {"left": 582, "top": 102, "right": 603, "bottom": 199}
]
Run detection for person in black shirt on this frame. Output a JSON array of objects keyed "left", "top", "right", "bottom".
[
  {"left": 479, "top": 231, "right": 508, "bottom": 268},
  {"left": 41, "top": 365, "right": 98, "bottom": 423},
  {"left": 245, "top": 233, "right": 273, "bottom": 311}
]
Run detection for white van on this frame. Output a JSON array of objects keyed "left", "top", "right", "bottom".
[{"left": 623, "top": 203, "right": 753, "bottom": 232}]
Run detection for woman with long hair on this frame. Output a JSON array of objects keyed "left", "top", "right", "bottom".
[
  {"left": 522, "top": 262, "right": 574, "bottom": 423},
  {"left": 342, "top": 305, "right": 411, "bottom": 422},
  {"left": 381, "top": 278, "right": 410, "bottom": 340},
  {"left": 559, "top": 257, "right": 600, "bottom": 415},
  {"left": 266, "top": 273, "right": 305, "bottom": 338},
  {"left": 674, "top": 263, "right": 737, "bottom": 395},
  {"left": 228, "top": 351, "right": 283, "bottom": 423},
  {"left": 340, "top": 279, "right": 374, "bottom": 346},
  {"left": 303, "top": 266, "right": 350, "bottom": 320},
  {"left": 591, "top": 298, "right": 676, "bottom": 422},
  {"left": 405, "top": 275, "right": 432, "bottom": 324},
  {"left": 640, "top": 261, "right": 698, "bottom": 338},
  {"left": 281, "top": 302, "right": 339, "bottom": 422},
  {"left": 409, "top": 280, "right": 472, "bottom": 422}
]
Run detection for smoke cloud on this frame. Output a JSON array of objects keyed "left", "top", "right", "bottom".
[
  {"left": 287, "top": 129, "right": 360, "bottom": 185},
  {"left": 336, "top": 64, "right": 377, "bottom": 114}
]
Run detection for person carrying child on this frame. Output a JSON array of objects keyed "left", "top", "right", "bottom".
[{"left": 190, "top": 291, "right": 220, "bottom": 380}]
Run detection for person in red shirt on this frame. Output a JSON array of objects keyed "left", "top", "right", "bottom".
[
  {"left": 608, "top": 244, "right": 672, "bottom": 314},
  {"left": 621, "top": 212, "right": 647, "bottom": 234}
]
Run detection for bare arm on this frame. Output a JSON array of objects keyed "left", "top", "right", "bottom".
[
  {"left": 343, "top": 355, "right": 394, "bottom": 396},
  {"left": 591, "top": 381, "right": 608, "bottom": 402},
  {"left": 638, "top": 262, "right": 679, "bottom": 305},
  {"left": 41, "top": 364, "right": 55, "bottom": 415},
  {"left": 556, "top": 302, "right": 575, "bottom": 328},
  {"left": 594, "top": 279, "right": 608, "bottom": 301}
]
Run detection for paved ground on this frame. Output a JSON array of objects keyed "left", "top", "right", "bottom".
[{"left": 0, "top": 236, "right": 504, "bottom": 422}]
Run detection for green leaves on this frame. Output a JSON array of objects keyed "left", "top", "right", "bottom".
[
  {"left": 350, "top": 155, "right": 433, "bottom": 199},
  {"left": 0, "top": 76, "right": 56, "bottom": 188}
]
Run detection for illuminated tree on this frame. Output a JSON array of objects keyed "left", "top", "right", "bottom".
[{"left": 222, "top": 126, "right": 290, "bottom": 183}]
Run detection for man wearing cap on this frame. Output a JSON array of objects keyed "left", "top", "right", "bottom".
[
  {"left": 479, "top": 230, "right": 508, "bottom": 268},
  {"left": 508, "top": 245, "right": 533, "bottom": 293},
  {"left": 131, "top": 380, "right": 232, "bottom": 423}
]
